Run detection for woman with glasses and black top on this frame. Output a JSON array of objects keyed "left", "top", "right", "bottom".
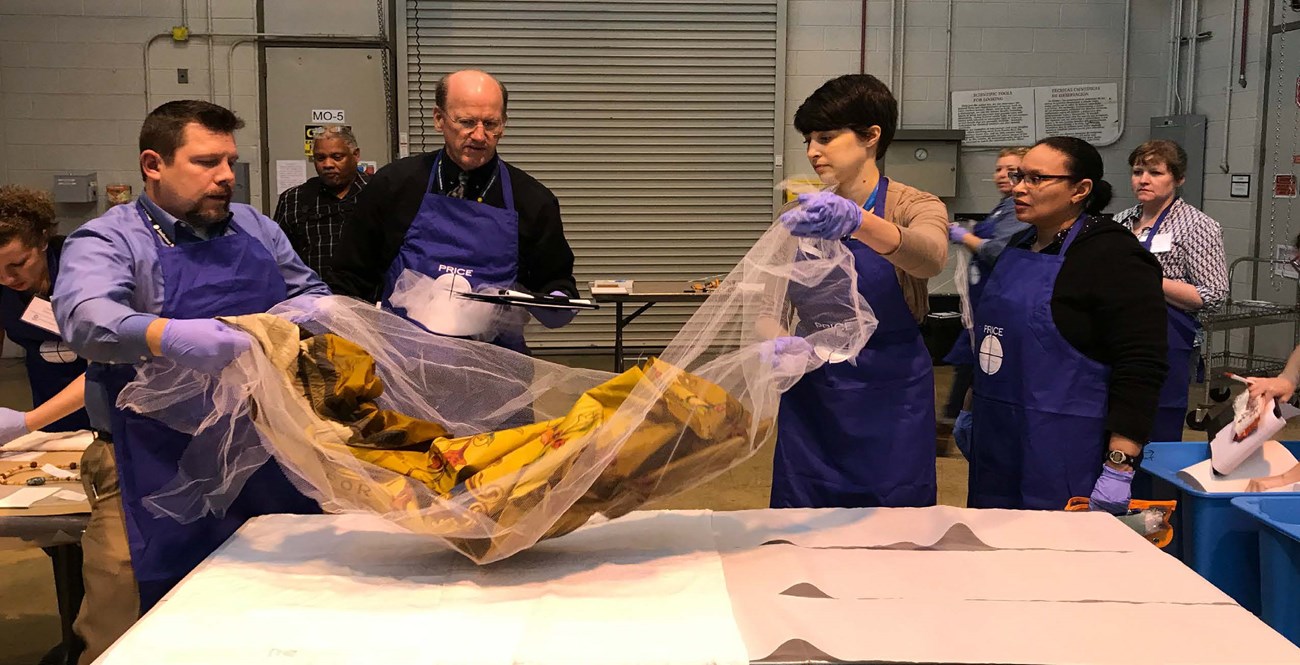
[{"left": 968, "top": 136, "right": 1168, "bottom": 514}]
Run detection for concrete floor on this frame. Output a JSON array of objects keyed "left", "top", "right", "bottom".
[{"left": 0, "top": 354, "right": 1243, "bottom": 664}]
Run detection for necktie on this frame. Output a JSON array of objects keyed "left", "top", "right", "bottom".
[{"left": 448, "top": 171, "right": 469, "bottom": 199}]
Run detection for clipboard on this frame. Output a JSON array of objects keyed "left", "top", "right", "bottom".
[{"left": 455, "top": 289, "right": 600, "bottom": 310}]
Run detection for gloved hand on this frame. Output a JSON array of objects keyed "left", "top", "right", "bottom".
[
  {"left": 272, "top": 293, "right": 325, "bottom": 325},
  {"left": 758, "top": 336, "right": 814, "bottom": 370},
  {"left": 1089, "top": 465, "right": 1135, "bottom": 515},
  {"left": 159, "top": 318, "right": 252, "bottom": 374},
  {"left": 779, "top": 191, "right": 863, "bottom": 240},
  {"left": 0, "top": 408, "right": 30, "bottom": 444},
  {"left": 527, "top": 291, "right": 579, "bottom": 329},
  {"left": 948, "top": 222, "right": 970, "bottom": 243}
]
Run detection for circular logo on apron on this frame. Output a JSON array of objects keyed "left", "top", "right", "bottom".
[
  {"left": 978, "top": 335, "right": 1003, "bottom": 375},
  {"left": 38, "top": 341, "right": 80, "bottom": 364},
  {"left": 969, "top": 263, "right": 982, "bottom": 285}
]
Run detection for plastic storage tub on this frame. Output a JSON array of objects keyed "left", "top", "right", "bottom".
[
  {"left": 1232, "top": 496, "right": 1300, "bottom": 646},
  {"left": 1137, "top": 440, "right": 1300, "bottom": 614}
]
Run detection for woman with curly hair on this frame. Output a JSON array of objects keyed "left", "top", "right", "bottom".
[{"left": 0, "top": 184, "right": 88, "bottom": 441}]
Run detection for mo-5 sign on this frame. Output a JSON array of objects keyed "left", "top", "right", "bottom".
[{"left": 311, "top": 109, "right": 346, "bottom": 123}]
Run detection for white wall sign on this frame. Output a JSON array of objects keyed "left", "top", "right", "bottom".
[
  {"left": 311, "top": 109, "right": 346, "bottom": 123},
  {"left": 952, "top": 83, "right": 1120, "bottom": 147}
]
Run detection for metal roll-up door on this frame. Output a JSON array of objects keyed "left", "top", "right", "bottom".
[{"left": 401, "top": 0, "right": 783, "bottom": 350}]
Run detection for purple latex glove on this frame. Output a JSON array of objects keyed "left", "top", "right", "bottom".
[
  {"left": 779, "top": 191, "right": 863, "bottom": 240},
  {"left": 0, "top": 408, "right": 29, "bottom": 445},
  {"left": 1089, "top": 465, "right": 1135, "bottom": 515},
  {"left": 948, "top": 222, "right": 970, "bottom": 243},
  {"left": 527, "top": 291, "right": 579, "bottom": 329},
  {"left": 160, "top": 318, "right": 253, "bottom": 374},
  {"left": 758, "top": 336, "right": 814, "bottom": 370}
]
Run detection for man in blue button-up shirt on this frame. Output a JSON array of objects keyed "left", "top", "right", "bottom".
[{"left": 52, "top": 100, "right": 329, "bottom": 663}]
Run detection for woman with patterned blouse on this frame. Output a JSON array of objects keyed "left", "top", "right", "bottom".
[{"left": 1113, "top": 139, "right": 1228, "bottom": 442}]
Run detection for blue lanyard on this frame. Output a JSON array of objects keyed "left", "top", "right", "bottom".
[
  {"left": 1139, "top": 198, "right": 1177, "bottom": 250},
  {"left": 861, "top": 177, "right": 888, "bottom": 217},
  {"left": 135, "top": 199, "right": 176, "bottom": 248}
]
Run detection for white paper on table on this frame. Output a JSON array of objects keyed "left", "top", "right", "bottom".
[
  {"left": 53, "top": 489, "right": 86, "bottom": 502},
  {"left": 274, "top": 160, "right": 308, "bottom": 196},
  {"left": 710, "top": 506, "right": 1151, "bottom": 553},
  {"left": 1210, "top": 397, "right": 1288, "bottom": 474},
  {"left": 41, "top": 463, "right": 77, "bottom": 480},
  {"left": 0, "top": 429, "right": 93, "bottom": 453},
  {"left": 730, "top": 593, "right": 1300, "bottom": 664},
  {"left": 99, "top": 511, "right": 749, "bottom": 665},
  {"left": 720, "top": 545, "right": 1234, "bottom": 606},
  {"left": 0, "top": 485, "right": 60, "bottom": 508},
  {"left": 1179, "top": 440, "right": 1300, "bottom": 492}
]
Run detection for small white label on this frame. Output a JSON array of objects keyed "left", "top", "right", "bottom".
[
  {"left": 1230, "top": 174, "right": 1251, "bottom": 198},
  {"left": 1149, "top": 233, "right": 1174, "bottom": 254},
  {"left": 311, "top": 109, "right": 346, "bottom": 123},
  {"left": 41, "top": 463, "right": 77, "bottom": 480},
  {"left": 21, "top": 298, "right": 60, "bottom": 335}
]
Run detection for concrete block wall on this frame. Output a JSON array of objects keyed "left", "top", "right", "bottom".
[
  {"left": 0, "top": 0, "right": 262, "bottom": 232},
  {"left": 784, "top": 0, "right": 1169, "bottom": 217}
]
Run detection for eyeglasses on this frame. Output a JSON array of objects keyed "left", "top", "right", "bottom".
[
  {"left": 1008, "top": 171, "right": 1077, "bottom": 187},
  {"left": 442, "top": 114, "right": 504, "bottom": 136}
]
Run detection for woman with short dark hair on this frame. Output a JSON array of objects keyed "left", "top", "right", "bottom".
[
  {"left": 771, "top": 74, "right": 949, "bottom": 509},
  {"left": 968, "top": 137, "right": 1168, "bottom": 513},
  {"left": 1113, "top": 139, "right": 1228, "bottom": 442}
]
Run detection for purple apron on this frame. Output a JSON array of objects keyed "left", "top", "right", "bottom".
[
  {"left": 968, "top": 217, "right": 1110, "bottom": 509},
  {"left": 86, "top": 201, "right": 320, "bottom": 611},
  {"left": 772, "top": 178, "right": 938, "bottom": 508},
  {"left": 1138, "top": 199, "right": 1196, "bottom": 442},
  {"left": 382, "top": 152, "right": 525, "bottom": 353}
]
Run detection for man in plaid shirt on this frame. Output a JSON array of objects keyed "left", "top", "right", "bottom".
[{"left": 273, "top": 125, "right": 369, "bottom": 277}]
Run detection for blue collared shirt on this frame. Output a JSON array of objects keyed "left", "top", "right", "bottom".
[{"left": 52, "top": 194, "right": 329, "bottom": 366}]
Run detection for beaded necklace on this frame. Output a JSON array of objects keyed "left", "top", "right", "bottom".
[{"left": 0, "top": 461, "right": 80, "bottom": 486}]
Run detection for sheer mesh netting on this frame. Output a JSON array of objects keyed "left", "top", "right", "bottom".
[{"left": 116, "top": 221, "right": 878, "bottom": 563}]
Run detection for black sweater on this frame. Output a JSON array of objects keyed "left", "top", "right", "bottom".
[
  {"left": 325, "top": 151, "right": 578, "bottom": 302},
  {"left": 1010, "top": 216, "right": 1169, "bottom": 444}
]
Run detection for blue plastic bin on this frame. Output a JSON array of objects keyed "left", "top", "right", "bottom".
[
  {"left": 1137, "top": 440, "right": 1300, "bottom": 614},
  {"left": 1231, "top": 496, "right": 1300, "bottom": 647}
]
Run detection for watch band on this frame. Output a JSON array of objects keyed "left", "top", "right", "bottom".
[{"left": 1107, "top": 449, "right": 1141, "bottom": 468}]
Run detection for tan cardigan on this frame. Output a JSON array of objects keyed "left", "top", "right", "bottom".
[{"left": 877, "top": 179, "right": 950, "bottom": 322}]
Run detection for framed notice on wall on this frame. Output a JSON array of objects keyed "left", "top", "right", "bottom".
[{"left": 952, "top": 84, "right": 1120, "bottom": 147}]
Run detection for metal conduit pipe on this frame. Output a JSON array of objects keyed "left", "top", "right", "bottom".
[
  {"left": 1187, "top": 0, "right": 1202, "bottom": 111},
  {"left": 1099, "top": 0, "right": 1133, "bottom": 146},
  {"left": 944, "top": 0, "right": 955, "bottom": 127},
  {"left": 896, "top": 0, "right": 907, "bottom": 119},
  {"left": 1169, "top": 0, "right": 1184, "bottom": 115},
  {"left": 1221, "top": 0, "right": 1241, "bottom": 173}
]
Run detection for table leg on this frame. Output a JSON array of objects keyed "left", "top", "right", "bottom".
[
  {"left": 614, "top": 302, "right": 625, "bottom": 373},
  {"left": 44, "top": 543, "right": 84, "bottom": 663}
]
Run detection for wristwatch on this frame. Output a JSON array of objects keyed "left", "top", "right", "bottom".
[{"left": 1107, "top": 449, "right": 1142, "bottom": 469}]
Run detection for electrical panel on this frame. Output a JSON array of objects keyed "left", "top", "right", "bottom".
[
  {"left": 882, "top": 130, "right": 965, "bottom": 198},
  {"left": 52, "top": 172, "right": 97, "bottom": 203}
]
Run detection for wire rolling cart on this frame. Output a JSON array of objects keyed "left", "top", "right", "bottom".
[{"left": 1187, "top": 257, "right": 1300, "bottom": 430}]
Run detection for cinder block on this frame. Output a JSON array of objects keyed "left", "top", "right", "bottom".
[
  {"left": 1, "top": 0, "right": 82, "bottom": 17},
  {"left": 1060, "top": 4, "right": 1121, "bottom": 29},
  {"left": 55, "top": 16, "right": 172, "bottom": 43},
  {"left": 904, "top": 1, "right": 952, "bottom": 28},
  {"left": 0, "top": 15, "right": 60, "bottom": 42},
  {"left": 825, "top": 26, "right": 862, "bottom": 51},
  {"left": 1, "top": 66, "right": 64, "bottom": 93},
  {"left": 793, "top": 0, "right": 856, "bottom": 27},
  {"left": 983, "top": 27, "right": 1034, "bottom": 52},
  {"left": 1002, "top": 3, "right": 1062, "bottom": 29},
  {"left": 61, "top": 67, "right": 147, "bottom": 95},
  {"left": 26, "top": 42, "right": 144, "bottom": 69},
  {"left": 950, "top": 27, "right": 984, "bottom": 52},
  {"left": 208, "top": 0, "right": 257, "bottom": 19},
  {"left": 82, "top": 0, "right": 145, "bottom": 18},
  {"left": 953, "top": 2, "right": 1010, "bottom": 29},
  {"left": 0, "top": 94, "right": 35, "bottom": 119},
  {"left": 788, "top": 25, "right": 826, "bottom": 51},
  {"left": 793, "top": 50, "right": 856, "bottom": 77}
]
